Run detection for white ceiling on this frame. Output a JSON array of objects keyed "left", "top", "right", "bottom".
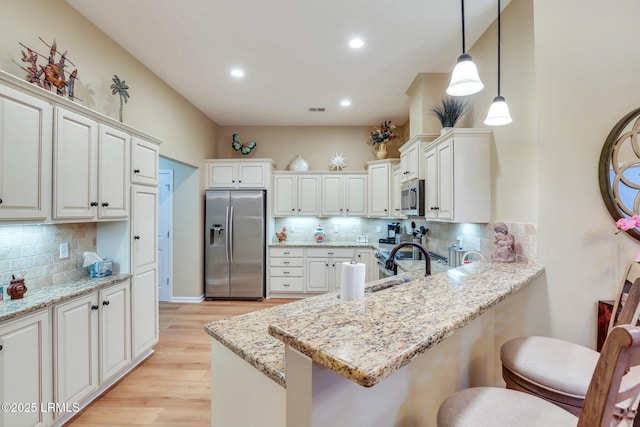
[{"left": 65, "top": 0, "right": 504, "bottom": 127}]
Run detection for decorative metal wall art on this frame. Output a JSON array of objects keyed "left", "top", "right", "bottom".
[
  {"left": 111, "top": 75, "right": 130, "bottom": 123},
  {"left": 232, "top": 133, "right": 256, "bottom": 155},
  {"left": 18, "top": 38, "right": 79, "bottom": 100}
]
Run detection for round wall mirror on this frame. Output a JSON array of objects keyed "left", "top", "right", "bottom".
[{"left": 599, "top": 107, "right": 640, "bottom": 241}]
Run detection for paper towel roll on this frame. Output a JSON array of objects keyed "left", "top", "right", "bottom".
[{"left": 340, "top": 262, "right": 366, "bottom": 301}]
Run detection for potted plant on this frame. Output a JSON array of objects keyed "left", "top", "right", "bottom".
[
  {"left": 367, "top": 120, "right": 399, "bottom": 159},
  {"left": 430, "top": 98, "right": 468, "bottom": 132}
]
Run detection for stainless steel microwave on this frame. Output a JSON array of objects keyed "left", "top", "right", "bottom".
[{"left": 400, "top": 179, "right": 425, "bottom": 216}]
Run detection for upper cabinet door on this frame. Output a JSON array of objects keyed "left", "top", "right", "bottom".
[
  {"left": 53, "top": 107, "right": 98, "bottom": 220},
  {"left": 131, "top": 137, "right": 159, "bottom": 186},
  {"left": 0, "top": 85, "right": 52, "bottom": 220},
  {"left": 273, "top": 174, "right": 296, "bottom": 216},
  {"left": 344, "top": 175, "right": 367, "bottom": 216},
  {"left": 98, "top": 125, "right": 129, "bottom": 219},
  {"left": 321, "top": 175, "right": 343, "bottom": 216}
]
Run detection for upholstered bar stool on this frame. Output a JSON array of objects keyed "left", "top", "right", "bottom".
[
  {"left": 437, "top": 325, "right": 640, "bottom": 427},
  {"left": 500, "top": 262, "right": 640, "bottom": 416}
]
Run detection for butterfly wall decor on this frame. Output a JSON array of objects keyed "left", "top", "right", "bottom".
[{"left": 232, "top": 133, "right": 257, "bottom": 155}]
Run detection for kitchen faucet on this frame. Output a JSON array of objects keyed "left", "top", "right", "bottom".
[{"left": 385, "top": 242, "right": 431, "bottom": 276}]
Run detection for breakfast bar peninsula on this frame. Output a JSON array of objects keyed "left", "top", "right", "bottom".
[{"left": 205, "top": 261, "right": 544, "bottom": 427}]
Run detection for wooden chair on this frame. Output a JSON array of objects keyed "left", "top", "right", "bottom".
[
  {"left": 500, "top": 263, "right": 640, "bottom": 416},
  {"left": 437, "top": 324, "right": 640, "bottom": 426}
]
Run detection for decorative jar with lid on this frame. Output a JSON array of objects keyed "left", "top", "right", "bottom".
[{"left": 314, "top": 225, "right": 325, "bottom": 243}]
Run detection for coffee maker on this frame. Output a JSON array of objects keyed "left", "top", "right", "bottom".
[{"left": 379, "top": 222, "right": 401, "bottom": 244}]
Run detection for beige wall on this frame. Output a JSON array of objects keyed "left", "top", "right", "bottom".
[
  {"left": 465, "top": 0, "right": 640, "bottom": 346},
  {"left": 216, "top": 125, "right": 407, "bottom": 169},
  {"left": 0, "top": 0, "right": 217, "bottom": 298}
]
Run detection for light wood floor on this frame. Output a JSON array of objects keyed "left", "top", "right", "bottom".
[{"left": 67, "top": 299, "right": 295, "bottom": 427}]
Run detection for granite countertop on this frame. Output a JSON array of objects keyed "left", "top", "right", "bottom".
[
  {"left": 205, "top": 262, "right": 543, "bottom": 388},
  {"left": 0, "top": 274, "right": 132, "bottom": 323}
]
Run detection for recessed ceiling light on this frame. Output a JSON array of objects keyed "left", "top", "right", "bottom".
[
  {"left": 340, "top": 99, "right": 351, "bottom": 107},
  {"left": 348, "top": 38, "right": 364, "bottom": 49},
  {"left": 230, "top": 69, "right": 244, "bottom": 78}
]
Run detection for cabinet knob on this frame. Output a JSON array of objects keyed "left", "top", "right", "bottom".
[
  {"left": 133, "top": 169, "right": 141, "bottom": 174},
  {"left": 134, "top": 235, "right": 141, "bottom": 240},
  {"left": 298, "top": 208, "right": 301, "bottom": 212},
  {"left": 325, "top": 263, "right": 329, "bottom": 267},
  {"left": 102, "top": 300, "right": 110, "bottom": 306},
  {"left": 238, "top": 180, "right": 242, "bottom": 183},
  {"left": 384, "top": 209, "right": 387, "bottom": 212},
  {"left": 91, "top": 305, "right": 99, "bottom": 310},
  {"left": 90, "top": 202, "right": 98, "bottom": 207},
  {"left": 232, "top": 180, "right": 235, "bottom": 183},
  {"left": 0, "top": 344, "right": 3, "bottom": 351},
  {"left": 0, "top": 198, "right": 3, "bottom": 204},
  {"left": 291, "top": 208, "right": 295, "bottom": 212},
  {"left": 102, "top": 202, "right": 109, "bottom": 207}
]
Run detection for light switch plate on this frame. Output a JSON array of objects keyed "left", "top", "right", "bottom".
[{"left": 59, "top": 242, "right": 69, "bottom": 259}]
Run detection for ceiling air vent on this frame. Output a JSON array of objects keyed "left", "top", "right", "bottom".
[{"left": 308, "top": 107, "right": 326, "bottom": 112}]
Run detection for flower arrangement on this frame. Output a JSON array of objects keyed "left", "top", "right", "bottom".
[
  {"left": 616, "top": 216, "right": 640, "bottom": 262},
  {"left": 367, "top": 121, "right": 399, "bottom": 146}
]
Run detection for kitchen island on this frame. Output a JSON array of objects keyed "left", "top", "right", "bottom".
[{"left": 204, "top": 261, "right": 544, "bottom": 427}]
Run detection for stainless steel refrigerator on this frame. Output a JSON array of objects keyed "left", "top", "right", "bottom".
[{"left": 204, "top": 189, "right": 266, "bottom": 300}]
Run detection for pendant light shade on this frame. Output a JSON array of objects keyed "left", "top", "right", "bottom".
[
  {"left": 447, "top": 53, "right": 484, "bottom": 96},
  {"left": 484, "top": 95, "right": 512, "bottom": 126},
  {"left": 446, "top": 0, "right": 484, "bottom": 97},
  {"left": 484, "top": 0, "right": 512, "bottom": 126}
]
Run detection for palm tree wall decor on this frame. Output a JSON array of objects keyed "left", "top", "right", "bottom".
[{"left": 110, "top": 74, "right": 130, "bottom": 122}]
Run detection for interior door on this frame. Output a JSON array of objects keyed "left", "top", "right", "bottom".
[{"left": 158, "top": 170, "right": 173, "bottom": 302}]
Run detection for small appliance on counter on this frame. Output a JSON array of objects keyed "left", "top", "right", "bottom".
[
  {"left": 448, "top": 245, "right": 466, "bottom": 267},
  {"left": 379, "top": 222, "right": 400, "bottom": 244},
  {"left": 356, "top": 234, "right": 369, "bottom": 243}
]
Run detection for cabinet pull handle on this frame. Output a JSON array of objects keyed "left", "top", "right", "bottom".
[
  {"left": 102, "top": 202, "right": 109, "bottom": 207},
  {"left": 134, "top": 169, "right": 141, "bottom": 173},
  {"left": 327, "top": 252, "right": 334, "bottom": 255},
  {"left": 283, "top": 251, "right": 290, "bottom": 255},
  {"left": 90, "top": 202, "right": 98, "bottom": 207},
  {"left": 102, "top": 300, "right": 110, "bottom": 306},
  {"left": 283, "top": 261, "right": 290, "bottom": 264},
  {"left": 91, "top": 305, "right": 99, "bottom": 310},
  {"left": 134, "top": 235, "right": 141, "bottom": 240},
  {"left": 283, "top": 271, "right": 290, "bottom": 274},
  {"left": 283, "top": 284, "right": 290, "bottom": 287}
]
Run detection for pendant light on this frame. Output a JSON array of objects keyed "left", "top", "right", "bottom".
[
  {"left": 446, "top": 0, "right": 484, "bottom": 97},
  {"left": 484, "top": 0, "right": 512, "bottom": 126}
]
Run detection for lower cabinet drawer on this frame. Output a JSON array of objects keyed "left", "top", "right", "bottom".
[
  {"left": 306, "top": 248, "right": 355, "bottom": 258},
  {"left": 270, "top": 277, "right": 304, "bottom": 292},
  {"left": 270, "top": 257, "right": 304, "bottom": 267},
  {"left": 269, "top": 267, "right": 304, "bottom": 277}
]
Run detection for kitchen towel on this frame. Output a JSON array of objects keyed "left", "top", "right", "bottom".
[{"left": 340, "top": 261, "right": 366, "bottom": 301}]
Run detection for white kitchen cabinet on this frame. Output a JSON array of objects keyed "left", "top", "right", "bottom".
[
  {"left": 321, "top": 174, "right": 367, "bottom": 217},
  {"left": 53, "top": 280, "right": 131, "bottom": 414},
  {"left": 269, "top": 247, "right": 305, "bottom": 292},
  {"left": 205, "top": 159, "right": 273, "bottom": 189},
  {"left": 367, "top": 160, "right": 398, "bottom": 218},
  {"left": 53, "top": 107, "right": 99, "bottom": 220},
  {"left": 100, "top": 280, "right": 131, "bottom": 382},
  {"left": 53, "top": 293, "right": 99, "bottom": 412},
  {"left": 98, "top": 125, "right": 130, "bottom": 219},
  {"left": 273, "top": 173, "right": 320, "bottom": 216},
  {"left": 422, "top": 129, "right": 492, "bottom": 223},
  {"left": 355, "top": 248, "right": 375, "bottom": 283},
  {"left": 0, "top": 309, "right": 52, "bottom": 427},
  {"left": 398, "top": 134, "right": 437, "bottom": 183},
  {"left": 391, "top": 164, "right": 405, "bottom": 218},
  {"left": 131, "top": 137, "right": 159, "bottom": 186},
  {"left": 54, "top": 108, "right": 129, "bottom": 221},
  {"left": 131, "top": 186, "right": 159, "bottom": 358},
  {"left": 306, "top": 248, "right": 355, "bottom": 292},
  {"left": 0, "top": 85, "right": 53, "bottom": 221}
]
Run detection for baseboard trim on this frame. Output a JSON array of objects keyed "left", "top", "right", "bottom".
[{"left": 170, "top": 294, "right": 205, "bottom": 303}]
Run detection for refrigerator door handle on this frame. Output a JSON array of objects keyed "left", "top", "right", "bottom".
[
  {"left": 225, "top": 206, "right": 230, "bottom": 264},
  {"left": 229, "top": 206, "right": 234, "bottom": 263}
]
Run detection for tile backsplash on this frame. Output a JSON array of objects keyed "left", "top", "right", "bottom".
[
  {"left": 274, "top": 217, "right": 538, "bottom": 265},
  {"left": 0, "top": 223, "right": 96, "bottom": 292}
]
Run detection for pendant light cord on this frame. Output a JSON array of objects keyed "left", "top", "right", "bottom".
[
  {"left": 461, "top": 0, "right": 466, "bottom": 53},
  {"left": 497, "top": 0, "right": 501, "bottom": 96}
]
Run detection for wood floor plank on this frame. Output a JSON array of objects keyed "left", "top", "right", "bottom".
[{"left": 66, "top": 299, "right": 295, "bottom": 426}]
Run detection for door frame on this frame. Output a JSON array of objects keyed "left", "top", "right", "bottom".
[{"left": 158, "top": 169, "right": 174, "bottom": 302}]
